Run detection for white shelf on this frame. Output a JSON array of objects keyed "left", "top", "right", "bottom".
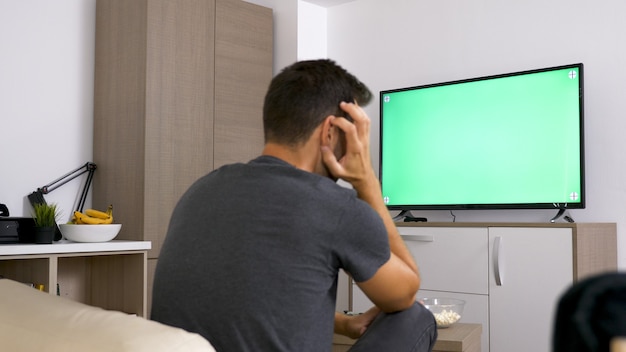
[{"left": 0, "top": 240, "right": 151, "bottom": 256}]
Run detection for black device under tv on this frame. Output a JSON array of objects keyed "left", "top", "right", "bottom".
[{"left": 379, "top": 63, "right": 585, "bottom": 222}]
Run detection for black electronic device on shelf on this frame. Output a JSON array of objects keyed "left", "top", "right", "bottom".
[{"left": 0, "top": 217, "right": 36, "bottom": 244}]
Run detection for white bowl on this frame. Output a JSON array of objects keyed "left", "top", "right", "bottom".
[
  {"left": 58, "top": 224, "right": 121, "bottom": 243},
  {"left": 421, "top": 297, "right": 465, "bottom": 328}
]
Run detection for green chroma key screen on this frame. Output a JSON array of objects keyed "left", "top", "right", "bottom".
[{"left": 379, "top": 64, "right": 584, "bottom": 209}]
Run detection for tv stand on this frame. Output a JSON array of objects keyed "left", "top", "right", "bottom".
[
  {"left": 550, "top": 208, "right": 566, "bottom": 223},
  {"left": 550, "top": 206, "right": 575, "bottom": 223},
  {"left": 393, "top": 210, "right": 427, "bottom": 222},
  {"left": 350, "top": 222, "right": 617, "bottom": 352}
]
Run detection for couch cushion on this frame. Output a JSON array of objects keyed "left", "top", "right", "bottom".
[{"left": 0, "top": 279, "right": 215, "bottom": 352}]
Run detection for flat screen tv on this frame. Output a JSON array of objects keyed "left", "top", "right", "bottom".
[{"left": 380, "top": 63, "right": 584, "bottom": 215}]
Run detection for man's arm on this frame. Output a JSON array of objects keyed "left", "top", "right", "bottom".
[
  {"left": 351, "top": 176, "right": 420, "bottom": 312},
  {"left": 322, "top": 102, "right": 420, "bottom": 313},
  {"left": 354, "top": 173, "right": 419, "bottom": 275}
]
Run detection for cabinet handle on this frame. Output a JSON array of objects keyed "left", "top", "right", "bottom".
[
  {"left": 399, "top": 234, "right": 434, "bottom": 242},
  {"left": 493, "top": 236, "right": 504, "bottom": 286}
]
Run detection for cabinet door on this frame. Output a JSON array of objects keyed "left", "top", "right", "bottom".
[
  {"left": 488, "top": 227, "right": 573, "bottom": 352},
  {"left": 352, "top": 226, "right": 488, "bottom": 311},
  {"left": 213, "top": 0, "right": 272, "bottom": 169},
  {"left": 399, "top": 227, "right": 489, "bottom": 294}
]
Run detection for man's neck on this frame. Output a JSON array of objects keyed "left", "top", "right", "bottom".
[{"left": 262, "top": 142, "right": 324, "bottom": 175}]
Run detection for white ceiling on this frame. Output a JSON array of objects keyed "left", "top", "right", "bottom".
[{"left": 302, "top": 0, "right": 359, "bottom": 8}]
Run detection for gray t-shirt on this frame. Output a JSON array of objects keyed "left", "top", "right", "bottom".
[{"left": 151, "top": 155, "right": 390, "bottom": 351}]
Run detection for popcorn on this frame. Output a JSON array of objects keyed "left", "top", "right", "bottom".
[{"left": 433, "top": 309, "right": 461, "bottom": 327}]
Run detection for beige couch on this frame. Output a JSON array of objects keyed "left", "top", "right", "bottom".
[{"left": 0, "top": 278, "right": 215, "bottom": 352}]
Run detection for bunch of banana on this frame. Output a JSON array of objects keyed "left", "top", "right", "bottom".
[{"left": 72, "top": 204, "right": 114, "bottom": 225}]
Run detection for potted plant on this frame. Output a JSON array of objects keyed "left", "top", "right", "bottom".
[{"left": 32, "top": 202, "right": 60, "bottom": 244}]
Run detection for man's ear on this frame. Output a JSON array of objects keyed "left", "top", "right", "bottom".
[{"left": 321, "top": 115, "right": 335, "bottom": 146}]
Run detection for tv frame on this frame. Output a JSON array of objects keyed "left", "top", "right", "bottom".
[{"left": 379, "top": 63, "right": 585, "bottom": 214}]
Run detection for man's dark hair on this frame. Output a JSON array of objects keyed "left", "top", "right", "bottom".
[{"left": 263, "top": 59, "right": 373, "bottom": 145}]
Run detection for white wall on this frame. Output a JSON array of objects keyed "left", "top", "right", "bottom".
[
  {"left": 243, "top": 0, "right": 328, "bottom": 66},
  {"left": 297, "top": 1, "right": 327, "bottom": 60},
  {"left": 323, "top": 0, "right": 626, "bottom": 268},
  {"left": 0, "top": 0, "right": 96, "bottom": 222}
]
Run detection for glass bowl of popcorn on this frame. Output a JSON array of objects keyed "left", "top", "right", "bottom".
[{"left": 421, "top": 298, "right": 465, "bottom": 328}]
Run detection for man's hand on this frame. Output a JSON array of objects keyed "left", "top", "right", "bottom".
[
  {"left": 321, "top": 102, "right": 377, "bottom": 191},
  {"left": 335, "top": 307, "right": 381, "bottom": 339}
]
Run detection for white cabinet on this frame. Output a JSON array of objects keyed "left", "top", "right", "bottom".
[{"left": 350, "top": 223, "right": 616, "bottom": 352}]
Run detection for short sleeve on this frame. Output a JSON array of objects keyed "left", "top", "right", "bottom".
[{"left": 333, "top": 198, "right": 390, "bottom": 283}]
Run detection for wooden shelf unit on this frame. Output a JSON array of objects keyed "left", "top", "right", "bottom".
[{"left": 0, "top": 240, "right": 151, "bottom": 317}]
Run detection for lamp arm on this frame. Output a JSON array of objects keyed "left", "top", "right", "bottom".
[
  {"left": 39, "top": 162, "right": 97, "bottom": 194},
  {"left": 76, "top": 164, "right": 96, "bottom": 212},
  {"left": 29, "top": 162, "right": 97, "bottom": 212}
]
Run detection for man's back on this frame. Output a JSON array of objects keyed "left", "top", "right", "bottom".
[{"left": 151, "top": 156, "right": 389, "bottom": 351}]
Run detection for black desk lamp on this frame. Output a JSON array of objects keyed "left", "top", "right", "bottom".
[{"left": 28, "top": 162, "right": 97, "bottom": 240}]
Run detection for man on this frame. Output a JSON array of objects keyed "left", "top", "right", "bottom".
[{"left": 151, "top": 59, "right": 437, "bottom": 351}]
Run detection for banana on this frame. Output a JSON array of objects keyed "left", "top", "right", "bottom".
[
  {"left": 70, "top": 213, "right": 81, "bottom": 224},
  {"left": 81, "top": 205, "right": 114, "bottom": 224},
  {"left": 73, "top": 211, "right": 86, "bottom": 224},
  {"left": 80, "top": 214, "right": 109, "bottom": 224},
  {"left": 101, "top": 215, "right": 113, "bottom": 224},
  {"left": 85, "top": 208, "right": 110, "bottom": 219},
  {"left": 73, "top": 210, "right": 113, "bottom": 225}
]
